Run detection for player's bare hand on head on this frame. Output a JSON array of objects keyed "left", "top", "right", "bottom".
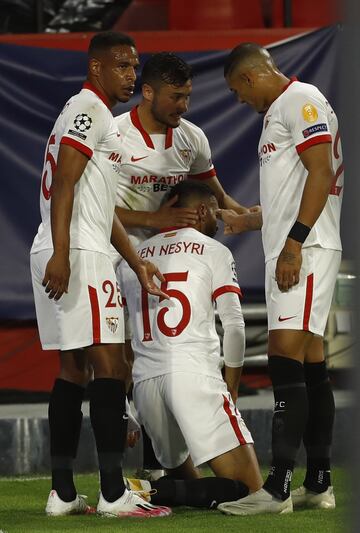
[
  {"left": 134, "top": 259, "right": 169, "bottom": 299},
  {"left": 275, "top": 239, "right": 302, "bottom": 292},
  {"left": 152, "top": 195, "right": 199, "bottom": 228},
  {"left": 217, "top": 209, "right": 243, "bottom": 235},
  {"left": 42, "top": 253, "right": 70, "bottom": 300}
]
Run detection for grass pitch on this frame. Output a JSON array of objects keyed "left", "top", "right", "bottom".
[{"left": 0, "top": 468, "right": 346, "bottom": 533}]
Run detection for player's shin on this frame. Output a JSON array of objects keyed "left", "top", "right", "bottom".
[
  {"left": 48, "top": 378, "right": 85, "bottom": 501},
  {"left": 263, "top": 356, "right": 308, "bottom": 501},
  {"left": 89, "top": 378, "right": 127, "bottom": 502},
  {"left": 302, "top": 361, "right": 335, "bottom": 492}
]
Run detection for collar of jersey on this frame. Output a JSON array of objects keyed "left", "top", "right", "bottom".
[
  {"left": 83, "top": 81, "right": 111, "bottom": 110},
  {"left": 159, "top": 225, "right": 190, "bottom": 233},
  {"left": 281, "top": 76, "right": 298, "bottom": 94},
  {"left": 130, "top": 106, "right": 173, "bottom": 149}
]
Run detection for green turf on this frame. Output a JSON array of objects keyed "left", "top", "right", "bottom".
[{"left": 0, "top": 468, "right": 346, "bottom": 533}]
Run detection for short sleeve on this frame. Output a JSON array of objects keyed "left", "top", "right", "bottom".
[
  {"left": 188, "top": 128, "right": 216, "bottom": 180},
  {"left": 211, "top": 245, "right": 242, "bottom": 302},
  {"left": 60, "top": 101, "right": 110, "bottom": 159},
  {"left": 282, "top": 87, "right": 332, "bottom": 155}
]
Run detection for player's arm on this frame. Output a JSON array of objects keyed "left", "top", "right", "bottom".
[
  {"left": 203, "top": 175, "right": 249, "bottom": 214},
  {"left": 216, "top": 292, "right": 245, "bottom": 404},
  {"left": 42, "top": 145, "right": 89, "bottom": 300},
  {"left": 111, "top": 213, "right": 168, "bottom": 299},
  {"left": 115, "top": 199, "right": 199, "bottom": 230},
  {"left": 276, "top": 142, "right": 334, "bottom": 292},
  {"left": 217, "top": 207, "right": 263, "bottom": 234}
]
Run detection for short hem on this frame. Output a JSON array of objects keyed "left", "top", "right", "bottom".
[
  {"left": 193, "top": 441, "right": 253, "bottom": 468},
  {"left": 268, "top": 325, "right": 324, "bottom": 336},
  {"left": 54, "top": 338, "right": 124, "bottom": 351},
  {"left": 159, "top": 452, "right": 190, "bottom": 471}
]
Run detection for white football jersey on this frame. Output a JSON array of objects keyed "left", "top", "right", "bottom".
[
  {"left": 119, "top": 227, "right": 242, "bottom": 383},
  {"left": 31, "top": 82, "right": 123, "bottom": 256},
  {"left": 259, "top": 78, "right": 343, "bottom": 262},
  {"left": 114, "top": 107, "right": 216, "bottom": 247}
]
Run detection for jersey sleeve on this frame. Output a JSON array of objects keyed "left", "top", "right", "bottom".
[
  {"left": 188, "top": 127, "right": 216, "bottom": 180},
  {"left": 60, "top": 101, "right": 109, "bottom": 159},
  {"left": 211, "top": 245, "right": 242, "bottom": 302},
  {"left": 282, "top": 87, "right": 332, "bottom": 155}
]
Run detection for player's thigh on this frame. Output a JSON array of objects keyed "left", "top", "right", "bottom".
[
  {"left": 266, "top": 247, "right": 340, "bottom": 335},
  {"left": 85, "top": 343, "right": 129, "bottom": 380},
  {"left": 164, "top": 373, "right": 253, "bottom": 468},
  {"left": 208, "top": 444, "right": 262, "bottom": 491},
  {"left": 304, "top": 334, "right": 325, "bottom": 363},
  {"left": 58, "top": 250, "right": 125, "bottom": 351},
  {"left": 31, "top": 250, "right": 60, "bottom": 350},
  {"left": 133, "top": 377, "right": 189, "bottom": 470}
]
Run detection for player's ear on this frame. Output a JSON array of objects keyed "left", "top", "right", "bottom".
[
  {"left": 199, "top": 203, "right": 207, "bottom": 220},
  {"left": 89, "top": 58, "right": 101, "bottom": 78},
  {"left": 142, "top": 83, "right": 154, "bottom": 103}
]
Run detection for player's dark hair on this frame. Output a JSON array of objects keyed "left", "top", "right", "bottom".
[
  {"left": 163, "top": 180, "right": 215, "bottom": 208},
  {"left": 141, "top": 52, "right": 193, "bottom": 88},
  {"left": 224, "top": 42, "right": 264, "bottom": 77},
  {"left": 88, "top": 31, "right": 135, "bottom": 56}
]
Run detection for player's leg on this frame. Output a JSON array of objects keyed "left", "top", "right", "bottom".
[
  {"left": 48, "top": 350, "right": 91, "bottom": 504},
  {"left": 291, "top": 337, "right": 336, "bottom": 509},
  {"left": 209, "top": 443, "right": 262, "bottom": 491},
  {"left": 165, "top": 455, "right": 201, "bottom": 480}
]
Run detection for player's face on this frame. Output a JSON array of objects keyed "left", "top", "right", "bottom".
[
  {"left": 151, "top": 80, "right": 192, "bottom": 128},
  {"left": 202, "top": 196, "right": 219, "bottom": 238},
  {"left": 99, "top": 45, "right": 139, "bottom": 104},
  {"left": 226, "top": 70, "right": 268, "bottom": 114}
]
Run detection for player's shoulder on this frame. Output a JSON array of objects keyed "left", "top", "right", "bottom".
[
  {"left": 114, "top": 110, "right": 131, "bottom": 126},
  {"left": 285, "top": 80, "right": 326, "bottom": 103},
  {"left": 178, "top": 117, "right": 207, "bottom": 140},
  {"left": 184, "top": 229, "right": 232, "bottom": 255}
]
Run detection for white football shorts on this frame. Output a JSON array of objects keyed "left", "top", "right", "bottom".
[
  {"left": 133, "top": 372, "right": 253, "bottom": 469},
  {"left": 31, "top": 249, "right": 124, "bottom": 351},
  {"left": 266, "top": 246, "right": 341, "bottom": 336}
]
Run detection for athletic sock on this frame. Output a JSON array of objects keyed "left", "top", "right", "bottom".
[
  {"left": 263, "top": 356, "right": 308, "bottom": 501},
  {"left": 151, "top": 477, "right": 249, "bottom": 508},
  {"left": 303, "top": 361, "right": 334, "bottom": 493},
  {"left": 48, "top": 378, "right": 85, "bottom": 502},
  {"left": 89, "top": 378, "right": 127, "bottom": 502}
]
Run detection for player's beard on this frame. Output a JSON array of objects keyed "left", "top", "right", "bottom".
[{"left": 151, "top": 96, "right": 180, "bottom": 129}]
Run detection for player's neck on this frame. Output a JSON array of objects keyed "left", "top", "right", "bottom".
[
  {"left": 137, "top": 103, "right": 167, "bottom": 134},
  {"left": 267, "top": 73, "right": 291, "bottom": 108}
]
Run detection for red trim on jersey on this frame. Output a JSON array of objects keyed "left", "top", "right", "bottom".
[
  {"left": 190, "top": 168, "right": 217, "bottom": 181},
  {"left": 281, "top": 76, "right": 298, "bottom": 94},
  {"left": 88, "top": 286, "right": 101, "bottom": 344},
  {"left": 61, "top": 136, "right": 93, "bottom": 158},
  {"left": 130, "top": 106, "right": 173, "bottom": 149},
  {"left": 223, "top": 394, "right": 246, "bottom": 445},
  {"left": 303, "top": 273, "right": 314, "bottom": 331},
  {"left": 83, "top": 81, "right": 111, "bottom": 110},
  {"left": 212, "top": 285, "right": 242, "bottom": 301},
  {"left": 296, "top": 134, "right": 332, "bottom": 155},
  {"left": 165, "top": 127, "right": 173, "bottom": 148}
]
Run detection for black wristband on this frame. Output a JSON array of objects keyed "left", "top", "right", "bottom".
[{"left": 288, "top": 221, "right": 311, "bottom": 244}]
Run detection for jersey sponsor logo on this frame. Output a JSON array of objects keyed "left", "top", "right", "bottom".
[
  {"left": 302, "top": 123, "right": 328, "bottom": 138},
  {"left": 106, "top": 316, "right": 119, "bottom": 333},
  {"left": 131, "top": 155, "right": 149, "bottom": 162},
  {"left": 278, "top": 315, "right": 297, "bottom": 322},
  {"left": 109, "top": 152, "right": 122, "bottom": 162},
  {"left": 258, "top": 143, "right": 276, "bottom": 166},
  {"left": 67, "top": 129, "right": 87, "bottom": 141},
  {"left": 131, "top": 174, "right": 185, "bottom": 186},
  {"left": 73, "top": 113, "right": 92, "bottom": 131},
  {"left": 302, "top": 103, "right": 318, "bottom": 123}
]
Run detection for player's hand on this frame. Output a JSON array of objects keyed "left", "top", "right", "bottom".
[
  {"left": 126, "top": 429, "right": 141, "bottom": 448},
  {"left": 151, "top": 195, "right": 199, "bottom": 228},
  {"left": 275, "top": 239, "right": 302, "bottom": 292},
  {"left": 249, "top": 204, "right": 262, "bottom": 213},
  {"left": 42, "top": 253, "right": 70, "bottom": 300},
  {"left": 217, "top": 209, "right": 244, "bottom": 234},
  {"left": 134, "top": 260, "right": 169, "bottom": 299}
]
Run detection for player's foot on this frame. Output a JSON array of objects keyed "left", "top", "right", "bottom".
[
  {"left": 97, "top": 488, "right": 171, "bottom": 518},
  {"left": 134, "top": 468, "right": 165, "bottom": 481},
  {"left": 45, "top": 490, "right": 95, "bottom": 516},
  {"left": 123, "top": 477, "right": 153, "bottom": 500},
  {"left": 218, "top": 488, "right": 293, "bottom": 516},
  {"left": 291, "top": 485, "right": 335, "bottom": 509}
]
